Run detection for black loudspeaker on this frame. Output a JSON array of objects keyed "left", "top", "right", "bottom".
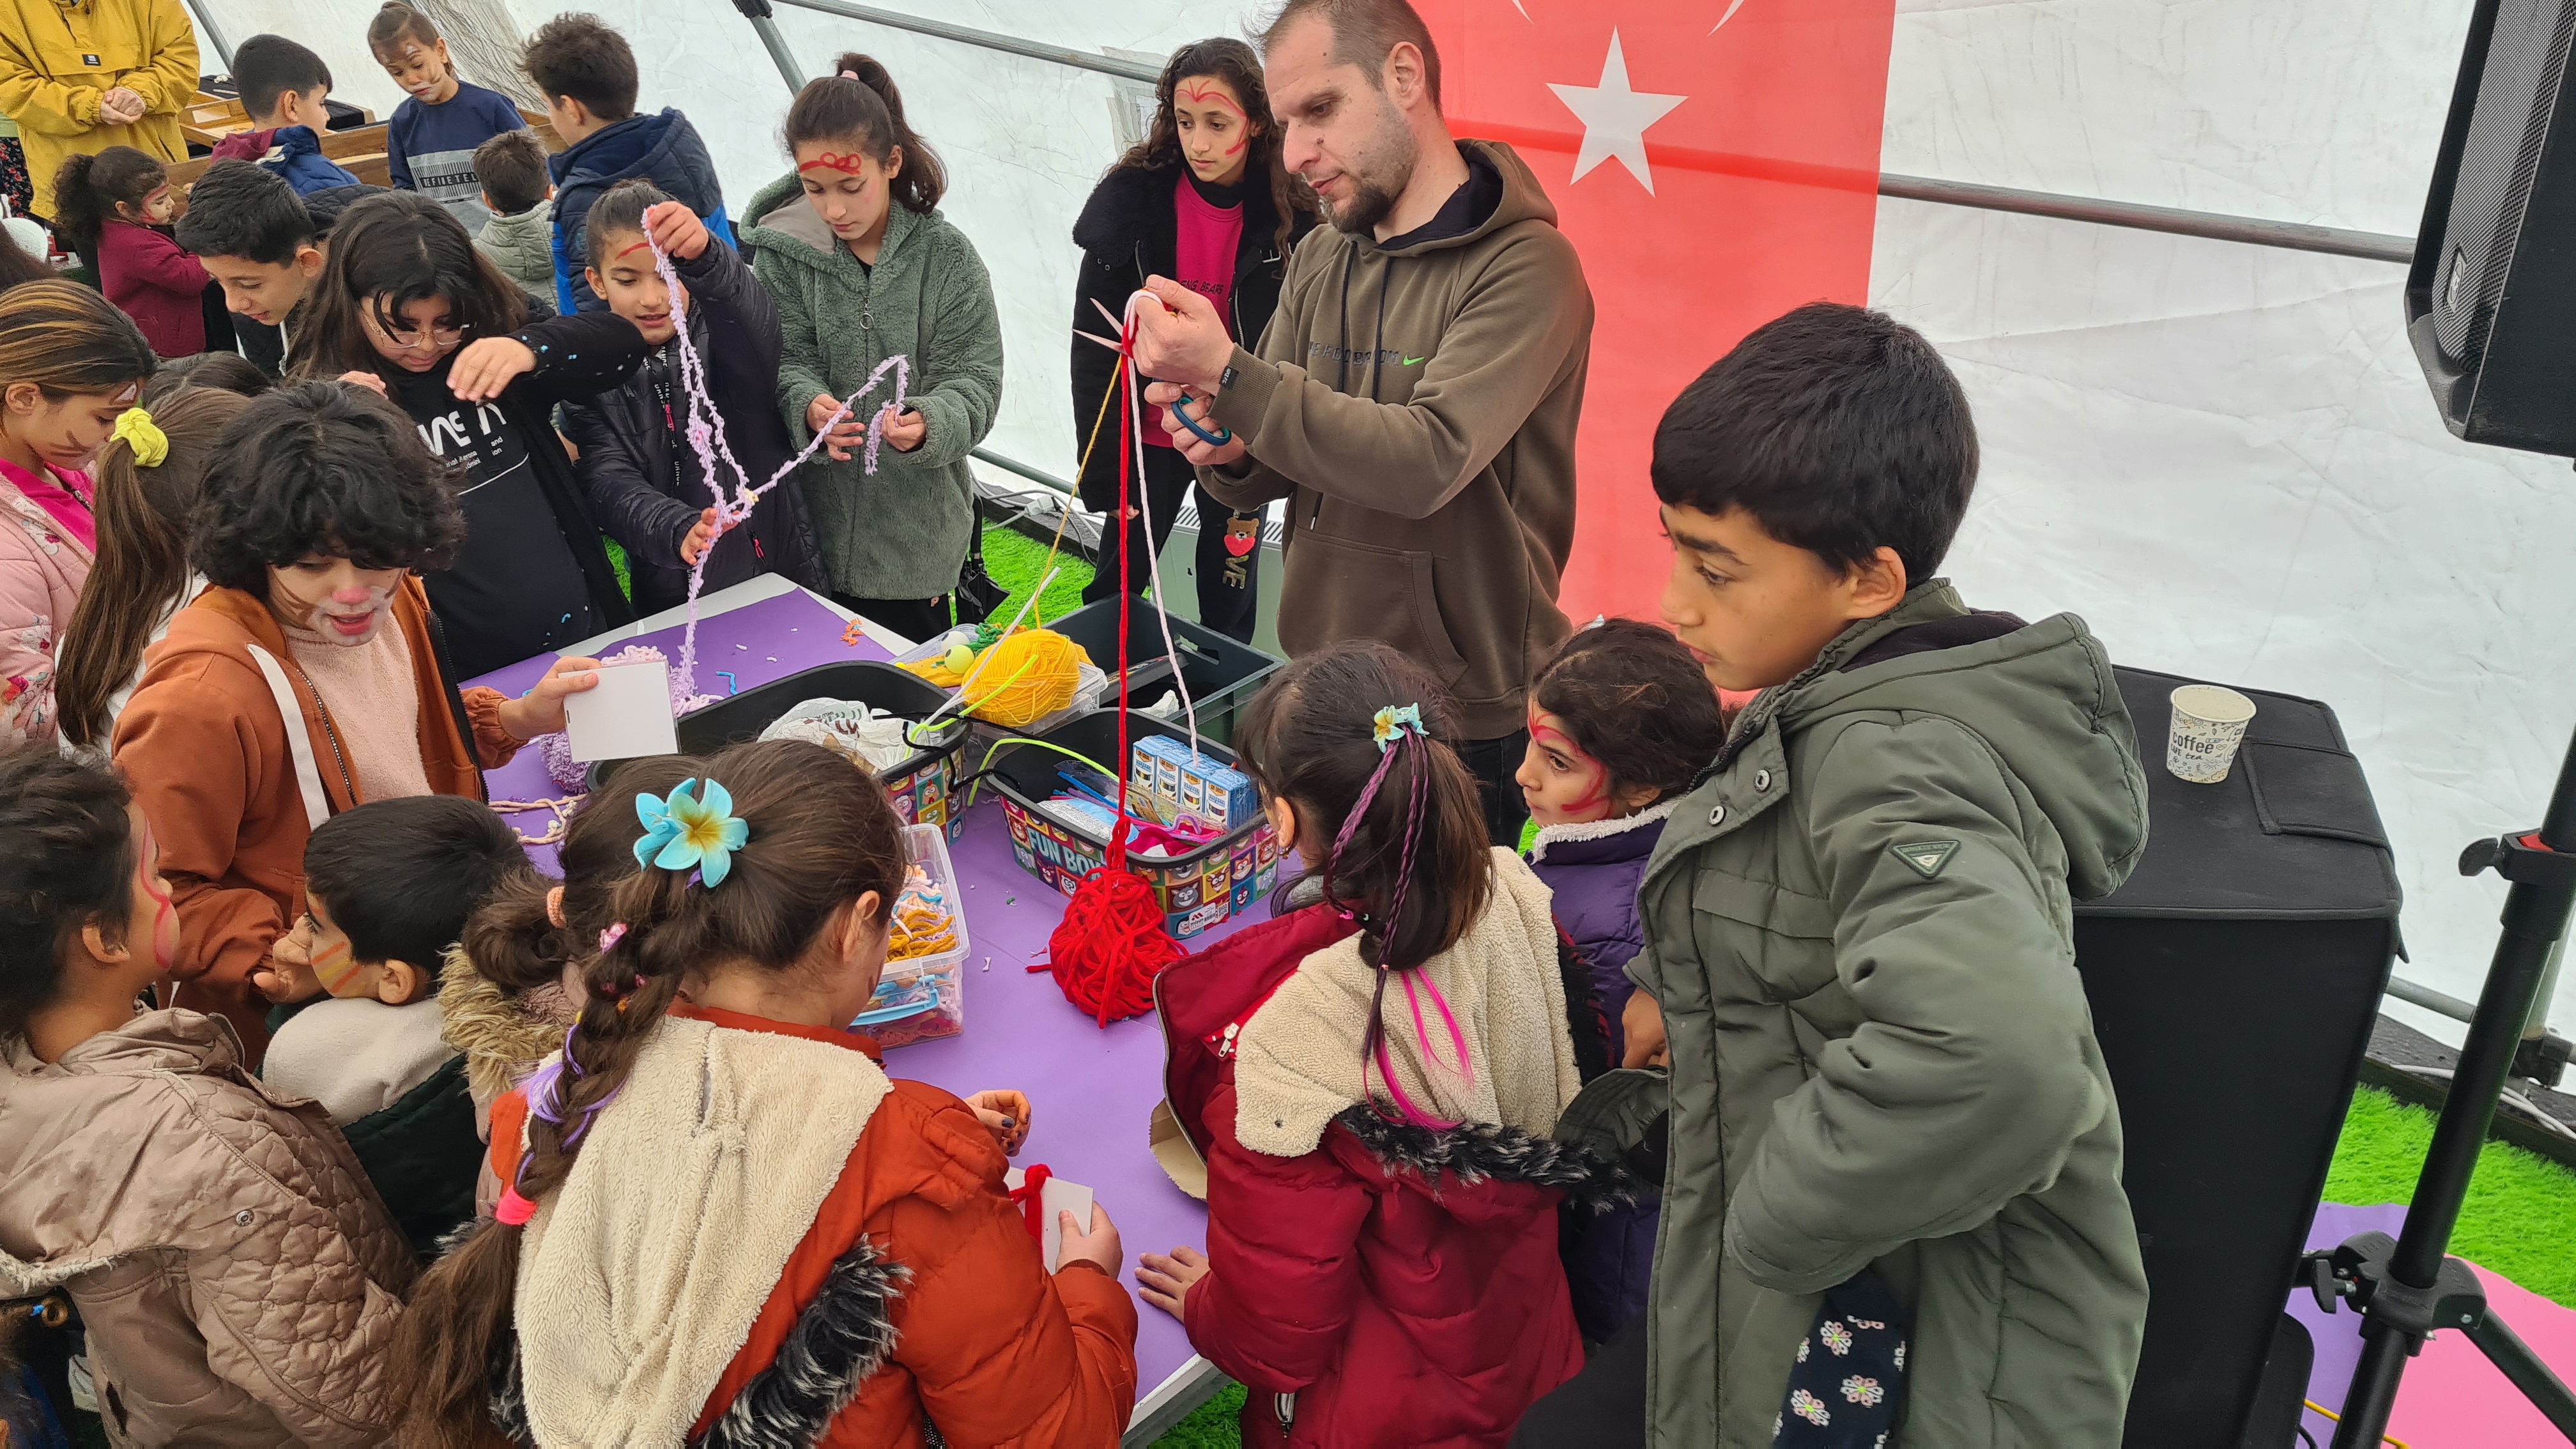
[
  {"left": 2074, "top": 668, "right": 2401, "bottom": 1447},
  {"left": 2407, "top": 0, "right": 2576, "bottom": 453}
]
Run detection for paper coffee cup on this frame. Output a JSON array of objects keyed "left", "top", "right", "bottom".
[{"left": 2167, "top": 684, "right": 2257, "bottom": 784}]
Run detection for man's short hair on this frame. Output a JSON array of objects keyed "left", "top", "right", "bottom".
[
  {"left": 521, "top": 13, "right": 639, "bottom": 122},
  {"left": 172, "top": 160, "right": 315, "bottom": 264},
  {"left": 233, "top": 34, "right": 334, "bottom": 121},
  {"left": 476, "top": 130, "right": 551, "bottom": 215},
  {"left": 192, "top": 381, "right": 465, "bottom": 594},
  {"left": 305, "top": 795, "right": 532, "bottom": 977},
  {"left": 1260, "top": 0, "right": 1442, "bottom": 109},
  {"left": 1652, "top": 303, "right": 1979, "bottom": 585}
]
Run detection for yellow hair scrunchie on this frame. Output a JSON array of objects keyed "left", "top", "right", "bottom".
[{"left": 111, "top": 406, "right": 167, "bottom": 468}]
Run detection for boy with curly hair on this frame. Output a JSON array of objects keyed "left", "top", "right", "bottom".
[{"left": 110, "top": 381, "right": 601, "bottom": 1063}]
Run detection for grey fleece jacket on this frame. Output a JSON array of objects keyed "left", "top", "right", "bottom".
[
  {"left": 1601, "top": 581, "right": 2152, "bottom": 1447},
  {"left": 1199, "top": 139, "right": 1592, "bottom": 740},
  {"left": 741, "top": 177, "right": 1004, "bottom": 601}
]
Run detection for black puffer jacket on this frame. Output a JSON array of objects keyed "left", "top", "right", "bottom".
[
  {"left": 560, "top": 240, "right": 825, "bottom": 614},
  {"left": 1068, "top": 161, "right": 1314, "bottom": 509}
]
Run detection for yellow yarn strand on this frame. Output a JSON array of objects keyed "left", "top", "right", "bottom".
[{"left": 1026, "top": 351, "right": 1131, "bottom": 627}]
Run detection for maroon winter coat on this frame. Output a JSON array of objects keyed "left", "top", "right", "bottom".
[
  {"left": 98, "top": 218, "right": 206, "bottom": 356},
  {"left": 1156, "top": 903, "right": 1603, "bottom": 1447}
]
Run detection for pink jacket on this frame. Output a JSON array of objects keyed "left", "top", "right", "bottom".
[{"left": 0, "top": 467, "right": 91, "bottom": 746}]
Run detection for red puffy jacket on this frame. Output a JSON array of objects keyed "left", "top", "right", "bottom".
[{"left": 1156, "top": 905, "right": 1595, "bottom": 1447}]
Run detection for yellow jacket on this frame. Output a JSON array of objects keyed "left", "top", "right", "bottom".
[{"left": 0, "top": 0, "right": 194, "bottom": 217}]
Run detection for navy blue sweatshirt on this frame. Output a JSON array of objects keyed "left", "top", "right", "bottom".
[{"left": 388, "top": 81, "right": 527, "bottom": 234}]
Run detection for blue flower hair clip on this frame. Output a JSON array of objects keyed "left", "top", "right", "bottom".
[
  {"left": 633, "top": 778, "right": 750, "bottom": 887},
  {"left": 1371, "top": 704, "right": 1425, "bottom": 754}
]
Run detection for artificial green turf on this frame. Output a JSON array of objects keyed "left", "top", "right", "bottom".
[
  {"left": 2323, "top": 1086, "right": 2576, "bottom": 1308},
  {"left": 1153, "top": 1383, "right": 1248, "bottom": 1448},
  {"left": 978, "top": 521, "right": 1096, "bottom": 627}
]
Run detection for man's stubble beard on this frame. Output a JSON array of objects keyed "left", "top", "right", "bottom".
[{"left": 1319, "top": 96, "right": 1418, "bottom": 236}]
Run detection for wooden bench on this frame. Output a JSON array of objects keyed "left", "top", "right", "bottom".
[{"left": 167, "top": 111, "right": 560, "bottom": 193}]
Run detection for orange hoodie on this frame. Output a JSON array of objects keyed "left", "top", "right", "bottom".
[
  {"left": 110, "top": 576, "right": 524, "bottom": 1062},
  {"left": 490, "top": 1004, "right": 1140, "bottom": 1445}
]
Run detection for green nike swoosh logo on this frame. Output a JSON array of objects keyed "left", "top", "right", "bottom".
[{"left": 1402, "top": 355, "right": 1427, "bottom": 366}]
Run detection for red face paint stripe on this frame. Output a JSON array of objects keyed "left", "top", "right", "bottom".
[
  {"left": 798, "top": 150, "right": 871, "bottom": 176},
  {"left": 615, "top": 240, "right": 651, "bottom": 259}
]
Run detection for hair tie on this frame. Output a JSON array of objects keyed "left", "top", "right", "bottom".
[
  {"left": 111, "top": 406, "right": 167, "bottom": 467},
  {"left": 1371, "top": 704, "right": 1425, "bottom": 754},
  {"left": 840, "top": 68, "right": 861, "bottom": 79},
  {"left": 633, "top": 778, "right": 749, "bottom": 887},
  {"left": 597, "top": 922, "right": 627, "bottom": 954},
  {"left": 494, "top": 1183, "right": 539, "bottom": 1225}
]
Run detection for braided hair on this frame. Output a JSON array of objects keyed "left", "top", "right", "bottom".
[
  {"left": 1234, "top": 643, "right": 1491, "bottom": 1124},
  {"left": 392, "top": 739, "right": 907, "bottom": 1446}
]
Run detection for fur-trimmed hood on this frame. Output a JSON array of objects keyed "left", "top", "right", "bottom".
[
  {"left": 1331, "top": 1104, "right": 1643, "bottom": 1217},
  {"left": 437, "top": 947, "right": 577, "bottom": 1123},
  {"left": 1527, "top": 799, "right": 1676, "bottom": 866}
]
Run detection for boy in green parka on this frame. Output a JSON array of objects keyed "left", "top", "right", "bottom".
[
  {"left": 742, "top": 56, "right": 1002, "bottom": 645},
  {"left": 1521, "top": 302, "right": 2150, "bottom": 1448}
]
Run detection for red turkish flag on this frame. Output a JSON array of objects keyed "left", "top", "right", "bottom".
[{"left": 1419, "top": 0, "right": 1896, "bottom": 625}]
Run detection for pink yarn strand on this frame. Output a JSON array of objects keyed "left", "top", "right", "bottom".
[{"left": 641, "top": 228, "right": 911, "bottom": 705}]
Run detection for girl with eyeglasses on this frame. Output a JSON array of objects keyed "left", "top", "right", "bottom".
[{"left": 286, "top": 190, "right": 643, "bottom": 676}]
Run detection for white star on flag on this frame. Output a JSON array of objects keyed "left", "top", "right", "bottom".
[{"left": 1547, "top": 29, "right": 1688, "bottom": 195}]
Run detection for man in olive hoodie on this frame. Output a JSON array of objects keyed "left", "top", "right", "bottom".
[
  {"left": 1133, "top": 0, "right": 1592, "bottom": 843},
  {"left": 1521, "top": 304, "right": 2151, "bottom": 1447}
]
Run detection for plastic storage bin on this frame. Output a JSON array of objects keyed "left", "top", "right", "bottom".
[
  {"left": 1045, "top": 600, "right": 1282, "bottom": 746},
  {"left": 861, "top": 824, "right": 969, "bottom": 1048},
  {"left": 587, "top": 662, "right": 965, "bottom": 839},
  {"left": 986, "top": 710, "right": 1280, "bottom": 940}
]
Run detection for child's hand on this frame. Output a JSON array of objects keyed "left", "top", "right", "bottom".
[
  {"left": 679, "top": 507, "right": 724, "bottom": 565},
  {"left": 1059, "top": 1203, "right": 1122, "bottom": 1276},
  {"left": 1621, "top": 990, "right": 1669, "bottom": 1070},
  {"left": 641, "top": 201, "right": 710, "bottom": 262},
  {"left": 1135, "top": 1244, "right": 1208, "bottom": 1320},
  {"left": 449, "top": 337, "right": 538, "bottom": 402},
  {"left": 877, "top": 403, "right": 927, "bottom": 454},
  {"left": 495, "top": 654, "right": 603, "bottom": 742},
  {"left": 965, "top": 1089, "right": 1030, "bottom": 1155},
  {"left": 254, "top": 922, "right": 323, "bottom": 1004},
  {"left": 806, "top": 392, "right": 867, "bottom": 461},
  {"left": 336, "top": 369, "right": 388, "bottom": 398}
]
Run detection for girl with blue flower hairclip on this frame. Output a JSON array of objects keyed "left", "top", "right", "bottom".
[
  {"left": 392, "top": 738, "right": 1142, "bottom": 1446},
  {"left": 1136, "top": 641, "right": 1613, "bottom": 1446}
]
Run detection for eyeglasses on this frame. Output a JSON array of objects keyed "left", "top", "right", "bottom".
[{"left": 366, "top": 313, "right": 469, "bottom": 351}]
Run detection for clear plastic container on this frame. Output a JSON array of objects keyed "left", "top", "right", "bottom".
[{"left": 859, "top": 824, "right": 968, "bottom": 1047}]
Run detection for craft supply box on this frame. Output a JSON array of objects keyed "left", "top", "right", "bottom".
[
  {"left": 864, "top": 824, "right": 969, "bottom": 1048},
  {"left": 986, "top": 712, "right": 1279, "bottom": 940},
  {"left": 587, "top": 662, "right": 965, "bottom": 841}
]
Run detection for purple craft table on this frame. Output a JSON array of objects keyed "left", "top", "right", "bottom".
[{"left": 470, "top": 579, "right": 1240, "bottom": 1443}]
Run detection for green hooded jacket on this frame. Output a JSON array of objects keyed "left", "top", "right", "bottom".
[
  {"left": 741, "top": 175, "right": 1003, "bottom": 601},
  {"left": 1599, "top": 581, "right": 2151, "bottom": 1446}
]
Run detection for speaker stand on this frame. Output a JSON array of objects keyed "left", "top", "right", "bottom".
[{"left": 2303, "top": 727, "right": 2576, "bottom": 1445}]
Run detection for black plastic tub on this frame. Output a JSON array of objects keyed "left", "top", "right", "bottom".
[
  {"left": 586, "top": 661, "right": 965, "bottom": 838},
  {"left": 1043, "top": 600, "right": 1282, "bottom": 746},
  {"left": 982, "top": 709, "right": 1280, "bottom": 940}
]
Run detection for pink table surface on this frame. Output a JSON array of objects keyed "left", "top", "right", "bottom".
[{"left": 470, "top": 586, "right": 1248, "bottom": 1404}]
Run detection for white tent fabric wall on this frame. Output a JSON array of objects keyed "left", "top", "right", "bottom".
[{"left": 184, "top": 0, "right": 2576, "bottom": 1041}]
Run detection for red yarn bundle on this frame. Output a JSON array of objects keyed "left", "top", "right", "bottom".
[{"left": 1031, "top": 306, "right": 1186, "bottom": 1025}]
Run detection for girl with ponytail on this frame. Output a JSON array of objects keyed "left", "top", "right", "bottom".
[
  {"left": 740, "top": 54, "right": 1002, "bottom": 643},
  {"left": 1137, "top": 641, "right": 1606, "bottom": 1446},
  {"left": 52, "top": 146, "right": 215, "bottom": 357},
  {"left": 394, "top": 740, "right": 1140, "bottom": 1448}
]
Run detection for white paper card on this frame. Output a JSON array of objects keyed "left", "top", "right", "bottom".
[
  {"left": 1004, "top": 1167, "right": 1096, "bottom": 1273},
  {"left": 563, "top": 659, "right": 680, "bottom": 762}
]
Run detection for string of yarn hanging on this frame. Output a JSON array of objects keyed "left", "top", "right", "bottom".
[{"left": 1036, "top": 293, "right": 1186, "bottom": 1024}]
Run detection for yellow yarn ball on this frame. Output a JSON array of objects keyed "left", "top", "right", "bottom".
[{"left": 961, "top": 629, "right": 1089, "bottom": 727}]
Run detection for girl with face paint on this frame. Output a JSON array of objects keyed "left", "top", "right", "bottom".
[
  {"left": 1068, "top": 38, "right": 1319, "bottom": 647},
  {"left": 1514, "top": 618, "right": 1728, "bottom": 1343},
  {"left": 0, "top": 747, "right": 418, "bottom": 1444},
  {"left": 742, "top": 54, "right": 1004, "bottom": 643}
]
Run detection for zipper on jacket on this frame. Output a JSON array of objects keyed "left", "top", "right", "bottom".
[{"left": 282, "top": 655, "right": 358, "bottom": 806}]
